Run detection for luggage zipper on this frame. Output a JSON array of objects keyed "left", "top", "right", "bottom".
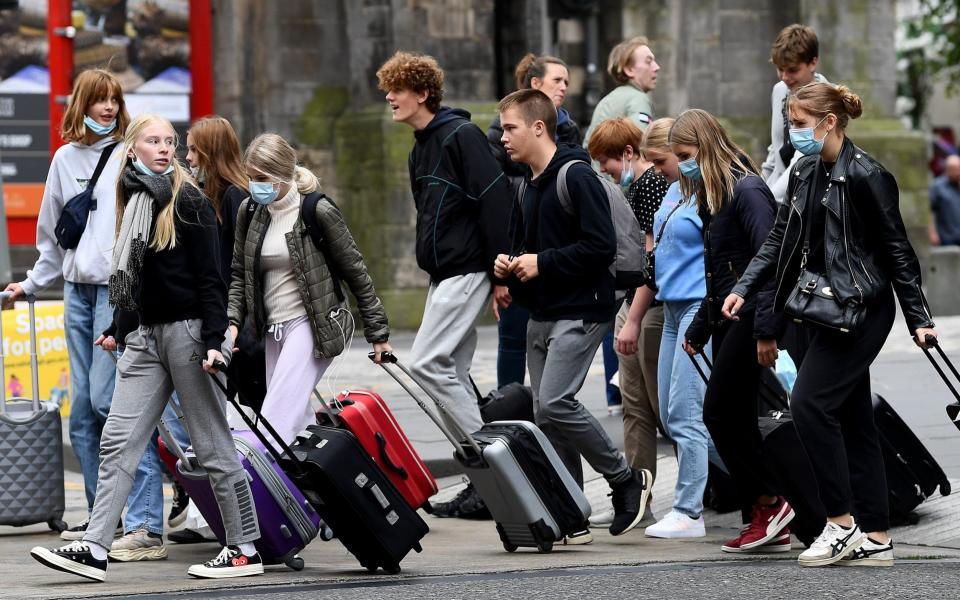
[{"left": 235, "top": 437, "right": 318, "bottom": 543}]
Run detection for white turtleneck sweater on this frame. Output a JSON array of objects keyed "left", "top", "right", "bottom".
[{"left": 262, "top": 185, "right": 307, "bottom": 324}]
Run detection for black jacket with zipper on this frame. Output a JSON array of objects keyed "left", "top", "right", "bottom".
[
  {"left": 509, "top": 144, "right": 616, "bottom": 322},
  {"left": 409, "top": 107, "right": 512, "bottom": 283},
  {"left": 687, "top": 172, "right": 780, "bottom": 346},
  {"left": 733, "top": 137, "right": 934, "bottom": 335}
]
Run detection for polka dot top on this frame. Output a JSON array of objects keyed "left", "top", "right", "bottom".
[{"left": 626, "top": 167, "right": 670, "bottom": 233}]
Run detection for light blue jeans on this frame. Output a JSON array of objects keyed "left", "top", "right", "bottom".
[
  {"left": 64, "top": 282, "right": 117, "bottom": 509},
  {"left": 657, "top": 299, "right": 723, "bottom": 518},
  {"left": 124, "top": 393, "right": 191, "bottom": 535}
]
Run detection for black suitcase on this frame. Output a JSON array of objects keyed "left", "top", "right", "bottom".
[
  {"left": 281, "top": 425, "right": 429, "bottom": 573},
  {"left": 872, "top": 393, "right": 950, "bottom": 521},
  {"left": 478, "top": 382, "right": 535, "bottom": 423}
]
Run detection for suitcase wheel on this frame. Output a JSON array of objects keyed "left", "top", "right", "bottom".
[
  {"left": 503, "top": 542, "right": 518, "bottom": 553},
  {"left": 383, "top": 564, "right": 401, "bottom": 575},
  {"left": 537, "top": 541, "right": 553, "bottom": 553},
  {"left": 941, "top": 480, "right": 952, "bottom": 497},
  {"left": 47, "top": 518, "right": 68, "bottom": 533},
  {"left": 284, "top": 555, "right": 305, "bottom": 571}
]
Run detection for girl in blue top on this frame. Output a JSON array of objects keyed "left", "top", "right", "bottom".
[{"left": 618, "top": 117, "right": 721, "bottom": 539}]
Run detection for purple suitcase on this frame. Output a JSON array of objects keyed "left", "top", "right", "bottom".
[{"left": 159, "top": 406, "right": 325, "bottom": 571}]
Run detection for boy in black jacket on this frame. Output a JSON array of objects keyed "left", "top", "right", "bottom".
[
  {"left": 378, "top": 52, "right": 512, "bottom": 518},
  {"left": 494, "top": 89, "right": 651, "bottom": 541}
]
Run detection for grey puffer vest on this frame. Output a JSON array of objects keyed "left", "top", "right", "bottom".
[{"left": 227, "top": 195, "right": 389, "bottom": 359}]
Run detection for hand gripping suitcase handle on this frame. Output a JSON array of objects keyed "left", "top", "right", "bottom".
[
  {"left": 0, "top": 291, "right": 40, "bottom": 416},
  {"left": 209, "top": 360, "right": 306, "bottom": 476},
  {"left": 368, "top": 351, "right": 483, "bottom": 459}
]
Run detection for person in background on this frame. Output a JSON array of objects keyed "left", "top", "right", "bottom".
[
  {"left": 586, "top": 117, "right": 668, "bottom": 529},
  {"left": 487, "top": 52, "right": 579, "bottom": 388},
  {"left": 929, "top": 154, "right": 960, "bottom": 246}
]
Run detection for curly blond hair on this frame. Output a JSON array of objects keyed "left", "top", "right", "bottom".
[{"left": 376, "top": 51, "right": 444, "bottom": 113}]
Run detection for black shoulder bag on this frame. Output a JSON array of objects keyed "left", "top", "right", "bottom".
[
  {"left": 782, "top": 180, "right": 865, "bottom": 333},
  {"left": 55, "top": 142, "right": 118, "bottom": 249}
]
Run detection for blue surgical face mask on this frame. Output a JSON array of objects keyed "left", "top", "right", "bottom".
[
  {"left": 619, "top": 153, "right": 635, "bottom": 190},
  {"left": 132, "top": 155, "right": 173, "bottom": 177},
  {"left": 789, "top": 116, "right": 829, "bottom": 156},
  {"left": 84, "top": 115, "right": 117, "bottom": 136},
  {"left": 249, "top": 181, "right": 280, "bottom": 205},
  {"left": 678, "top": 156, "right": 702, "bottom": 180}
]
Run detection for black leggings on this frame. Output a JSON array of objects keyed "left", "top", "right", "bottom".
[
  {"left": 703, "top": 313, "right": 776, "bottom": 516},
  {"left": 790, "top": 287, "right": 895, "bottom": 532}
]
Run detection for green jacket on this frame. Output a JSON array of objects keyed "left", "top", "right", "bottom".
[
  {"left": 583, "top": 83, "right": 655, "bottom": 147},
  {"left": 227, "top": 195, "right": 389, "bottom": 359}
]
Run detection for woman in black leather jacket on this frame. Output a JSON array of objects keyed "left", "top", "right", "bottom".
[
  {"left": 672, "top": 109, "right": 793, "bottom": 555},
  {"left": 723, "top": 83, "right": 937, "bottom": 568}
]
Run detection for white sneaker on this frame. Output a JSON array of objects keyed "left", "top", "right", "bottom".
[
  {"left": 838, "top": 537, "right": 894, "bottom": 567},
  {"left": 588, "top": 508, "right": 614, "bottom": 527},
  {"left": 644, "top": 509, "right": 706, "bottom": 539},
  {"left": 798, "top": 521, "right": 865, "bottom": 567}
]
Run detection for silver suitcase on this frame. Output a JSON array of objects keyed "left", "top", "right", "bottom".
[
  {"left": 375, "top": 353, "right": 590, "bottom": 553},
  {"left": 0, "top": 293, "right": 67, "bottom": 532}
]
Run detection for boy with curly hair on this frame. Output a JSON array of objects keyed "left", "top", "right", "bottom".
[{"left": 377, "top": 51, "right": 511, "bottom": 519}]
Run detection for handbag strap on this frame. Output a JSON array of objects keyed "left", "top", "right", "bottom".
[
  {"left": 653, "top": 199, "right": 685, "bottom": 249},
  {"left": 89, "top": 143, "right": 119, "bottom": 191}
]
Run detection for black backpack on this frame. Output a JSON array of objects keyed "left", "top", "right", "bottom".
[
  {"left": 55, "top": 142, "right": 118, "bottom": 249},
  {"left": 243, "top": 190, "right": 345, "bottom": 302}
]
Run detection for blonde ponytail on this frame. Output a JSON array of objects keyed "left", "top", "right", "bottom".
[{"left": 294, "top": 165, "right": 319, "bottom": 194}]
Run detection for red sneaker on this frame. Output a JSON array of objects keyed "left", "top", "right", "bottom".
[
  {"left": 739, "top": 498, "right": 795, "bottom": 551},
  {"left": 722, "top": 529, "right": 792, "bottom": 553}
]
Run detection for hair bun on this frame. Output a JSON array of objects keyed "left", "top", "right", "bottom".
[
  {"left": 514, "top": 53, "right": 537, "bottom": 89},
  {"left": 836, "top": 85, "right": 863, "bottom": 119}
]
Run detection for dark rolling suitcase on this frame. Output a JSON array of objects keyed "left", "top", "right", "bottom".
[
  {"left": 0, "top": 293, "right": 67, "bottom": 533},
  {"left": 872, "top": 393, "right": 950, "bottom": 521},
  {"left": 375, "top": 352, "right": 591, "bottom": 553}
]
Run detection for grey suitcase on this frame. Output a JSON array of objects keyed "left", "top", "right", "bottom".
[
  {"left": 0, "top": 292, "right": 67, "bottom": 532},
  {"left": 374, "top": 352, "right": 591, "bottom": 552}
]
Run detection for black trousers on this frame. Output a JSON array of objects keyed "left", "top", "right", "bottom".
[
  {"left": 703, "top": 313, "right": 777, "bottom": 518},
  {"left": 790, "top": 287, "right": 894, "bottom": 532}
]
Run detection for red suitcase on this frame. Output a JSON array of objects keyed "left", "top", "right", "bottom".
[{"left": 317, "top": 388, "right": 437, "bottom": 512}]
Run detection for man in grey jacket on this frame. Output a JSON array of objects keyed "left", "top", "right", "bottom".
[{"left": 761, "top": 24, "right": 828, "bottom": 203}]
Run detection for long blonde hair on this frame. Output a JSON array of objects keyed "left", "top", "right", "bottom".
[
  {"left": 669, "top": 109, "right": 757, "bottom": 215},
  {"left": 243, "top": 133, "right": 320, "bottom": 195},
  {"left": 115, "top": 113, "right": 194, "bottom": 250}
]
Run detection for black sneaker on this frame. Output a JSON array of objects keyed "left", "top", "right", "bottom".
[
  {"left": 167, "top": 482, "right": 190, "bottom": 528},
  {"left": 608, "top": 468, "right": 653, "bottom": 536},
  {"left": 60, "top": 519, "right": 123, "bottom": 541},
  {"left": 168, "top": 528, "right": 217, "bottom": 545},
  {"left": 429, "top": 483, "right": 491, "bottom": 520},
  {"left": 30, "top": 541, "right": 107, "bottom": 582},
  {"left": 187, "top": 546, "right": 264, "bottom": 579}
]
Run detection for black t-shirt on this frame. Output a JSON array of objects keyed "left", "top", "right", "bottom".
[{"left": 804, "top": 161, "right": 834, "bottom": 273}]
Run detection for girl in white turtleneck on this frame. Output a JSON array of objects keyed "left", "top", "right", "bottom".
[{"left": 227, "top": 133, "right": 392, "bottom": 444}]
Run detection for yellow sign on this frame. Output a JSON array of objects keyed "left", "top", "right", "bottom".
[{"left": 1, "top": 301, "right": 70, "bottom": 413}]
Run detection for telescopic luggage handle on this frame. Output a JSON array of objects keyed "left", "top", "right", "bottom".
[
  {"left": 920, "top": 335, "right": 960, "bottom": 431},
  {"left": 686, "top": 349, "right": 789, "bottom": 411},
  {"left": 368, "top": 351, "right": 483, "bottom": 460},
  {"left": 0, "top": 291, "right": 41, "bottom": 418}
]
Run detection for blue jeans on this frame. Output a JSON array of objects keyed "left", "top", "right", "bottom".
[
  {"left": 125, "top": 393, "right": 191, "bottom": 535},
  {"left": 657, "top": 299, "right": 722, "bottom": 518},
  {"left": 602, "top": 330, "right": 622, "bottom": 407},
  {"left": 64, "top": 282, "right": 117, "bottom": 510},
  {"left": 497, "top": 302, "right": 529, "bottom": 387}
]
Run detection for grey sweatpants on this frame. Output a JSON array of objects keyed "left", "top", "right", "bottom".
[
  {"left": 410, "top": 272, "right": 491, "bottom": 437},
  {"left": 84, "top": 320, "right": 259, "bottom": 550},
  {"left": 528, "top": 318, "right": 630, "bottom": 488}
]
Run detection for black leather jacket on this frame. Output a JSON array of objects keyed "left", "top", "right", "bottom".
[{"left": 732, "top": 137, "right": 934, "bottom": 335}]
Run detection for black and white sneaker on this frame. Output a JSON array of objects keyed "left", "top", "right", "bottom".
[
  {"left": 30, "top": 541, "right": 107, "bottom": 582},
  {"left": 798, "top": 520, "right": 865, "bottom": 567},
  {"left": 60, "top": 519, "right": 123, "bottom": 541},
  {"left": 187, "top": 546, "right": 264, "bottom": 579},
  {"left": 839, "top": 537, "right": 894, "bottom": 567},
  {"left": 609, "top": 468, "right": 653, "bottom": 536},
  {"left": 167, "top": 482, "right": 190, "bottom": 528}
]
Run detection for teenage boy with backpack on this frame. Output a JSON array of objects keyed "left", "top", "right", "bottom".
[{"left": 494, "top": 88, "right": 651, "bottom": 542}]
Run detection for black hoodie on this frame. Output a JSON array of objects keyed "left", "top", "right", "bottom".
[
  {"left": 510, "top": 144, "right": 616, "bottom": 322},
  {"left": 408, "top": 107, "right": 512, "bottom": 282}
]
